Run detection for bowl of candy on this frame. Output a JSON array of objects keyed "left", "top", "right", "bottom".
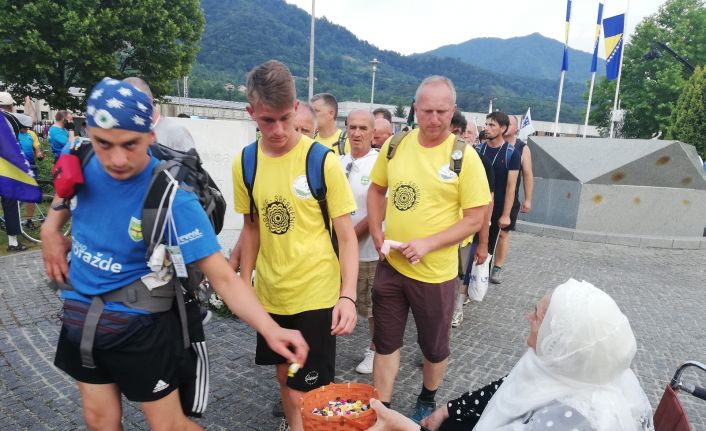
[{"left": 300, "top": 382, "right": 379, "bottom": 430}]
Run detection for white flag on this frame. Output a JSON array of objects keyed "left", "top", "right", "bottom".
[{"left": 518, "top": 107, "right": 535, "bottom": 141}]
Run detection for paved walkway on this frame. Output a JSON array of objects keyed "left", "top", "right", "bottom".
[{"left": 1, "top": 232, "right": 704, "bottom": 430}]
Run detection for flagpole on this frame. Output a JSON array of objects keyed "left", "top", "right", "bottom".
[
  {"left": 553, "top": 71, "right": 565, "bottom": 136},
  {"left": 554, "top": 0, "right": 572, "bottom": 137},
  {"left": 584, "top": 0, "right": 604, "bottom": 138},
  {"left": 583, "top": 72, "right": 596, "bottom": 138},
  {"left": 609, "top": 0, "right": 630, "bottom": 138}
]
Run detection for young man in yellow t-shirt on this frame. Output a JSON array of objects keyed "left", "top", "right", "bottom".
[
  {"left": 367, "top": 76, "right": 491, "bottom": 423},
  {"left": 310, "top": 92, "right": 351, "bottom": 155},
  {"left": 231, "top": 60, "right": 359, "bottom": 431}
]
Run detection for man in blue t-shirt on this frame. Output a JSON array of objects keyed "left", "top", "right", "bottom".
[
  {"left": 41, "top": 78, "right": 308, "bottom": 431},
  {"left": 478, "top": 112, "right": 521, "bottom": 282},
  {"left": 48, "top": 110, "right": 71, "bottom": 161}
]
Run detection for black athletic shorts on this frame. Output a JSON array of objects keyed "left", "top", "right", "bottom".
[
  {"left": 255, "top": 307, "right": 335, "bottom": 392},
  {"left": 507, "top": 203, "right": 520, "bottom": 231},
  {"left": 55, "top": 309, "right": 189, "bottom": 402}
]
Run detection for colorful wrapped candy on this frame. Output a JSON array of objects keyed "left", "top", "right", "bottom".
[{"left": 311, "top": 397, "right": 369, "bottom": 417}]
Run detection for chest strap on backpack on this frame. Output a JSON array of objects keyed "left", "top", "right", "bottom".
[{"left": 58, "top": 277, "right": 183, "bottom": 368}]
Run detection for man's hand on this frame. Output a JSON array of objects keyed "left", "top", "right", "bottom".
[
  {"left": 474, "top": 241, "right": 489, "bottom": 265},
  {"left": 420, "top": 405, "right": 450, "bottom": 431},
  {"left": 371, "top": 230, "right": 386, "bottom": 261},
  {"left": 520, "top": 200, "right": 532, "bottom": 213},
  {"left": 331, "top": 297, "right": 357, "bottom": 336},
  {"left": 261, "top": 326, "right": 309, "bottom": 366},
  {"left": 400, "top": 238, "right": 432, "bottom": 264},
  {"left": 228, "top": 244, "right": 241, "bottom": 272},
  {"left": 41, "top": 231, "right": 71, "bottom": 283},
  {"left": 368, "top": 399, "right": 418, "bottom": 431},
  {"left": 498, "top": 215, "right": 511, "bottom": 229}
]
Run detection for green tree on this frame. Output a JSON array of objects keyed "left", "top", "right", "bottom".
[
  {"left": 589, "top": 0, "right": 706, "bottom": 137},
  {"left": 393, "top": 103, "right": 406, "bottom": 118},
  {"left": 669, "top": 66, "right": 706, "bottom": 155},
  {"left": 0, "top": 0, "right": 204, "bottom": 111}
]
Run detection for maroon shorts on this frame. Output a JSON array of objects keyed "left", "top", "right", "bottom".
[{"left": 372, "top": 260, "right": 456, "bottom": 363}]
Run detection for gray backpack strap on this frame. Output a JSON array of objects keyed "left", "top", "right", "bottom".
[
  {"left": 101, "top": 279, "right": 176, "bottom": 312},
  {"left": 386, "top": 130, "right": 411, "bottom": 160},
  {"left": 174, "top": 282, "right": 190, "bottom": 349},
  {"left": 80, "top": 296, "right": 105, "bottom": 369},
  {"left": 59, "top": 277, "right": 185, "bottom": 368}
]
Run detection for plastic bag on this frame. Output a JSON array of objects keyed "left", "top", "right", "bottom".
[{"left": 468, "top": 254, "right": 491, "bottom": 301}]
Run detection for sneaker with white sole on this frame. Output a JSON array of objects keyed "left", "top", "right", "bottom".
[
  {"left": 489, "top": 266, "right": 503, "bottom": 284},
  {"left": 451, "top": 310, "right": 464, "bottom": 327},
  {"left": 355, "top": 348, "right": 375, "bottom": 374}
]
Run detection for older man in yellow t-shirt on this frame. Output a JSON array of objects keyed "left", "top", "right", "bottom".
[{"left": 367, "top": 76, "right": 491, "bottom": 423}]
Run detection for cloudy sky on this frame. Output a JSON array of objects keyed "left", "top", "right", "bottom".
[{"left": 284, "top": 0, "right": 668, "bottom": 58}]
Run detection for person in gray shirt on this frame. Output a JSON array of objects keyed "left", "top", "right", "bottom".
[{"left": 123, "top": 77, "right": 195, "bottom": 152}]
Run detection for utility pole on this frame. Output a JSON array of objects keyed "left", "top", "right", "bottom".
[
  {"left": 369, "top": 58, "right": 380, "bottom": 110},
  {"left": 307, "top": 0, "right": 316, "bottom": 101}
]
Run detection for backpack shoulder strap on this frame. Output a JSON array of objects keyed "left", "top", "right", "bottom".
[
  {"left": 141, "top": 160, "right": 182, "bottom": 259},
  {"left": 241, "top": 141, "right": 258, "bottom": 222},
  {"left": 505, "top": 141, "right": 516, "bottom": 167},
  {"left": 450, "top": 136, "right": 467, "bottom": 175},
  {"left": 336, "top": 129, "right": 348, "bottom": 155},
  {"left": 386, "top": 130, "right": 410, "bottom": 160},
  {"left": 306, "top": 142, "right": 338, "bottom": 253},
  {"left": 71, "top": 137, "right": 95, "bottom": 168}
]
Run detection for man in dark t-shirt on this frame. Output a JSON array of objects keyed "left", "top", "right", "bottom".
[
  {"left": 477, "top": 112, "right": 520, "bottom": 284},
  {"left": 491, "top": 115, "right": 534, "bottom": 284}
]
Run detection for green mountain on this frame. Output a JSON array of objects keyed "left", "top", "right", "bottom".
[
  {"left": 189, "top": 0, "right": 588, "bottom": 122},
  {"left": 423, "top": 32, "right": 606, "bottom": 83}
]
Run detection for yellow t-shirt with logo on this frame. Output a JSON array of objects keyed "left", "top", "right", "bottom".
[
  {"left": 370, "top": 129, "right": 491, "bottom": 283},
  {"left": 316, "top": 128, "right": 351, "bottom": 156},
  {"left": 232, "top": 135, "right": 356, "bottom": 315}
]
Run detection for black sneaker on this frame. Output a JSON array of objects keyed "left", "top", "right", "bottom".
[
  {"left": 7, "top": 243, "right": 28, "bottom": 252},
  {"left": 272, "top": 397, "right": 285, "bottom": 418}
]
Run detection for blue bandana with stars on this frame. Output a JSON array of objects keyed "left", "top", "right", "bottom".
[{"left": 85, "top": 78, "right": 153, "bottom": 132}]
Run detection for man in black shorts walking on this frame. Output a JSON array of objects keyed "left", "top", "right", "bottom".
[{"left": 42, "top": 78, "right": 307, "bottom": 430}]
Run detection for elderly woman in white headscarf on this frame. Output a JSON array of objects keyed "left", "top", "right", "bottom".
[{"left": 369, "top": 279, "right": 654, "bottom": 431}]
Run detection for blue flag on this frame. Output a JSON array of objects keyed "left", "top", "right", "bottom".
[
  {"left": 0, "top": 115, "right": 41, "bottom": 202},
  {"left": 603, "top": 14, "right": 625, "bottom": 81},
  {"left": 561, "top": 0, "right": 572, "bottom": 71},
  {"left": 591, "top": 2, "right": 605, "bottom": 73}
]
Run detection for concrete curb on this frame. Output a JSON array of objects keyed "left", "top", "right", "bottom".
[{"left": 516, "top": 221, "right": 706, "bottom": 250}]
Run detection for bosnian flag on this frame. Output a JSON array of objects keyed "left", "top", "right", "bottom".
[
  {"left": 604, "top": 14, "right": 626, "bottom": 81},
  {"left": 0, "top": 113, "right": 41, "bottom": 202},
  {"left": 518, "top": 108, "right": 535, "bottom": 141}
]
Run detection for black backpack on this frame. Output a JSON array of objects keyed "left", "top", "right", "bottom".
[{"left": 67, "top": 139, "right": 226, "bottom": 260}]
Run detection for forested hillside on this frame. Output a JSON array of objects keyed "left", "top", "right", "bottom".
[{"left": 188, "top": 0, "right": 588, "bottom": 121}]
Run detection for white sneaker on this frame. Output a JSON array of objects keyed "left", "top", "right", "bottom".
[
  {"left": 355, "top": 348, "right": 375, "bottom": 374},
  {"left": 451, "top": 310, "right": 464, "bottom": 328}
]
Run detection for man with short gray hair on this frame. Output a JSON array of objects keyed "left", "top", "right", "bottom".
[{"left": 367, "top": 75, "right": 490, "bottom": 422}]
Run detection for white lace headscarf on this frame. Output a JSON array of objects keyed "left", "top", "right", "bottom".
[{"left": 475, "top": 279, "right": 653, "bottom": 431}]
